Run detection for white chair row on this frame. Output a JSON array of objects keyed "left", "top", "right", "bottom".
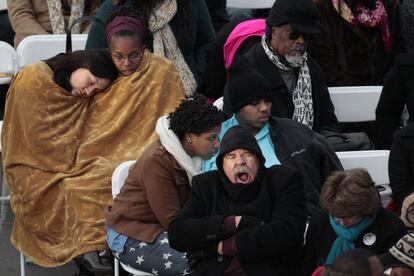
[
  {"left": 0, "top": 0, "right": 7, "bottom": 10},
  {"left": 16, "top": 34, "right": 88, "bottom": 68},
  {"left": 0, "top": 34, "right": 88, "bottom": 85},
  {"left": 0, "top": 41, "right": 18, "bottom": 85},
  {"left": 213, "top": 85, "right": 383, "bottom": 124},
  {"left": 227, "top": 0, "right": 275, "bottom": 9},
  {"left": 328, "top": 86, "right": 382, "bottom": 123},
  {"left": 337, "top": 150, "right": 392, "bottom": 207}
]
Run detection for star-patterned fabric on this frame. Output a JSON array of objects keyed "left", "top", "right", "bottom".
[{"left": 116, "top": 232, "right": 191, "bottom": 276}]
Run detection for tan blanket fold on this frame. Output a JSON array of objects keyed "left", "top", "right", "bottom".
[{"left": 1, "top": 51, "right": 185, "bottom": 267}]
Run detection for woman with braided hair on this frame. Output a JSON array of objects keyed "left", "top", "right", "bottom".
[
  {"left": 105, "top": 95, "right": 223, "bottom": 275},
  {"left": 86, "top": 0, "right": 216, "bottom": 96}
]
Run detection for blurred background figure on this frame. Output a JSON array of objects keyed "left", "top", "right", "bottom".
[{"left": 7, "top": 0, "right": 101, "bottom": 47}]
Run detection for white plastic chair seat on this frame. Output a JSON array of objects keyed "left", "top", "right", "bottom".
[
  {"left": 328, "top": 86, "right": 382, "bottom": 123},
  {"left": 112, "top": 160, "right": 153, "bottom": 276},
  {"left": 336, "top": 150, "right": 392, "bottom": 207},
  {"left": 16, "top": 34, "right": 88, "bottom": 68},
  {"left": 227, "top": 0, "right": 275, "bottom": 9},
  {"left": 0, "top": 41, "right": 17, "bottom": 84}
]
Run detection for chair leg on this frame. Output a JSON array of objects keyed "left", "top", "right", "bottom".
[
  {"left": 20, "top": 253, "right": 25, "bottom": 276},
  {"left": 114, "top": 257, "right": 119, "bottom": 276}
]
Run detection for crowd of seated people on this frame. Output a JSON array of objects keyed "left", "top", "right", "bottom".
[{"left": 3, "top": 0, "right": 414, "bottom": 275}]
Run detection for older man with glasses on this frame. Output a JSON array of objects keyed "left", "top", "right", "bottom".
[{"left": 239, "top": 0, "right": 340, "bottom": 134}]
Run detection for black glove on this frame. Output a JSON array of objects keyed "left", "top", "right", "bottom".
[
  {"left": 237, "top": 215, "right": 264, "bottom": 230},
  {"left": 187, "top": 243, "right": 219, "bottom": 268}
]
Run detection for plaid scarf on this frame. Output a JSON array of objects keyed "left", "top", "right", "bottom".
[
  {"left": 47, "top": 0, "right": 85, "bottom": 34},
  {"left": 261, "top": 36, "right": 314, "bottom": 129},
  {"left": 148, "top": 0, "right": 197, "bottom": 96}
]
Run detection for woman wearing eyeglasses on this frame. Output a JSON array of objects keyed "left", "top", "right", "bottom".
[
  {"left": 301, "top": 169, "right": 406, "bottom": 275},
  {"left": 87, "top": 0, "right": 216, "bottom": 96}
]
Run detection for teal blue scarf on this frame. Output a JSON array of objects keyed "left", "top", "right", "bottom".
[{"left": 325, "top": 213, "right": 375, "bottom": 264}]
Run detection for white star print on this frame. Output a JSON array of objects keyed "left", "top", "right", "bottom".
[
  {"left": 162, "top": 252, "right": 172, "bottom": 260},
  {"left": 164, "top": 261, "right": 172, "bottom": 269},
  {"left": 129, "top": 247, "right": 135, "bottom": 252},
  {"left": 136, "top": 255, "right": 144, "bottom": 265},
  {"left": 151, "top": 268, "right": 159, "bottom": 275},
  {"left": 138, "top": 241, "right": 148, "bottom": 249},
  {"left": 182, "top": 269, "right": 191, "bottom": 275},
  {"left": 159, "top": 237, "right": 169, "bottom": 245}
]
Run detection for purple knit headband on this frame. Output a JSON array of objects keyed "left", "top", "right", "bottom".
[{"left": 105, "top": 16, "right": 145, "bottom": 42}]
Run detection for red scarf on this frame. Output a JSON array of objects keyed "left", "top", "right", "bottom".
[{"left": 332, "top": 0, "right": 392, "bottom": 52}]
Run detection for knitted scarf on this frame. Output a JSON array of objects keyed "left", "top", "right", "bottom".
[
  {"left": 148, "top": 0, "right": 197, "bottom": 96},
  {"left": 47, "top": 0, "right": 85, "bottom": 34},
  {"left": 155, "top": 115, "right": 202, "bottom": 183},
  {"left": 325, "top": 213, "right": 375, "bottom": 265},
  {"left": 332, "top": 0, "right": 392, "bottom": 52},
  {"left": 261, "top": 36, "right": 314, "bottom": 129}
]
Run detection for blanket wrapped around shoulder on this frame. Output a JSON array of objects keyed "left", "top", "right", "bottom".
[{"left": 1, "top": 51, "right": 185, "bottom": 267}]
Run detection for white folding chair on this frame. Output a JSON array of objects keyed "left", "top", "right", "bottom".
[
  {"left": 0, "top": 0, "right": 7, "bottom": 10},
  {"left": 16, "top": 34, "right": 88, "bottom": 68},
  {"left": 328, "top": 86, "right": 382, "bottom": 123},
  {"left": 336, "top": 150, "right": 392, "bottom": 207},
  {"left": 227, "top": 0, "right": 275, "bottom": 9},
  {"left": 112, "top": 161, "right": 153, "bottom": 276},
  {"left": 0, "top": 41, "right": 18, "bottom": 85}
]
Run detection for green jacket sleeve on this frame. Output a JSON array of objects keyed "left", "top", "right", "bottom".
[{"left": 85, "top": 0, "right": 113, "bottom": 49}]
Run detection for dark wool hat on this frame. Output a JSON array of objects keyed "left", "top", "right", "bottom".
[
  {"left": 266, "top": 0, "right": 320, "bottom": 34},
  {"left": 380, "top": 233, "right": 414, "bottom": 270},
  {"left": 224, "top": 57, "right": 272, "bottom": 114},
  {"left": 216, "top": 126, "right": 265, "bottom": 169}
]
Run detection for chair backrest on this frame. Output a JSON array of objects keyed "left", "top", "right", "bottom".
[
  {"left": 213, "top": 97, "right": 224, "bottom": 111},
  {"left": 328, "top": 86, "right": 382, "bottom": 123},
  {"left": 227, "top": 0, "right": 275, "bottom": 9},
  {"left": 0, "top": 0, "right": 7, "bottom": 10},
  {"left": 111, "top": 160, "right": 136, "bottom": 199},
  {"left": 336, "top": 150, "right": 390, "bottom": 184},
  {"left": 0, "top": 41, "right": 18, "bottom": 84},
  {"left": 336, "top": 150, "right": 391, "bottom": 206},
  {"left": 16, "top": 34, "right": 88, "bottom": 68}
]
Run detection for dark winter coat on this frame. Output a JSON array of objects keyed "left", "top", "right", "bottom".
[
  {"left": 302, "top": 207, "right": 407, "bottom": 275},
  {"left": 168, "top": 165, "right": 307, "bottom": 276},
  {"left": 244, "top": 43, "right": 340, "bottom": 134},
  {"left": 309, "top": 0, "right": 403, "bottom": 86},
  {"left": 269, "top": 117, "right": 343, "bottom": 215},
  {"left": 389, "top": 122, "right": 414, "bottom": 208},
  {"left": 376, "top": 51, "right": 414, "bottom": 149}
]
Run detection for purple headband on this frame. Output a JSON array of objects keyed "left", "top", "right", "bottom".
[{"left": 105, "top": 16, "right": 145, "bottom": 43}]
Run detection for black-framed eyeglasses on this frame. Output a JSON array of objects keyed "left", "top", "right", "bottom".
[
  {"left": 288, "top": 30, "right": 314, "bottom": 41},
  {"left": 111, "top": 50, "right": 143, "bottom": 64}
]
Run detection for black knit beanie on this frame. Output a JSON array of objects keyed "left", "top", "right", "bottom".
[
  {"left": 266, "top": 0, "right": 319, "bottom": 34},
  {"left": 224, "top": 57, "right": 272, "bottom": 114},
  {"left": 216, "top": 126, "right": 265, "bottom": 170}
]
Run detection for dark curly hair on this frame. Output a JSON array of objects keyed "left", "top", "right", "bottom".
[{"left": 168, "top": 95, "right": 224, "bottom": 141}]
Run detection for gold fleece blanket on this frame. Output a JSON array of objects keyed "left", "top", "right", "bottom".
[{"left": 2, "top": 51, "right": 185, "bottom": 267}]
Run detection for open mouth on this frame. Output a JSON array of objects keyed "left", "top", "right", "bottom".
[{"left": 237, "top": 172, "right": 249, "bottom": 182}]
